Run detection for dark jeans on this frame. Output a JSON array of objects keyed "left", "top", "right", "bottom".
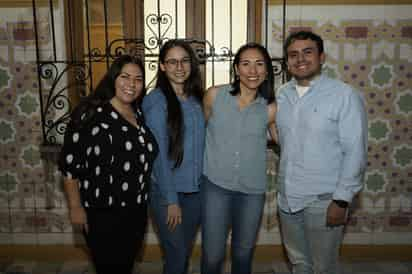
[{"left": 84, "top": 206, "right": 147, "bottom": 274}]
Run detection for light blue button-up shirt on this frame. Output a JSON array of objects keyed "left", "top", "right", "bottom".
[
  {"left": 276, "top": 74, "right": 368, "bottom": 213},
  {"left": 142, "top": 88, "right": 205, "bottom": 205}
]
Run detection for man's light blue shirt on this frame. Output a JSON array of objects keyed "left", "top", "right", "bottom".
[{"left": 276, "top": 74, "right": 368, "bottom": 213}]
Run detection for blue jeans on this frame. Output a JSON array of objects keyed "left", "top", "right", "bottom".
[
  {"left": 201, "top": 177, "right": 265, "bottom": 274},
  {"left": 278, "top": 198, "right": 345, "bottom": 274},
  {"left": 150, "top": 191, "right": 201, "bottom": 274}
]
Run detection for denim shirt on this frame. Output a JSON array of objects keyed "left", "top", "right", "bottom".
[
  {"left": 142, "top": 88, "right": 205, "bottom": 205},
  {"left": 276, "top": 74, "right": 368, "bottom": 213},
  {"left": 203, "top": 85, "right": 268, "bottom": 194}
]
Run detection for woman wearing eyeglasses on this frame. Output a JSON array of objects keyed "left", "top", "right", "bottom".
[{"left": 142, "top": 39, "right": 205, "bottom": 274}]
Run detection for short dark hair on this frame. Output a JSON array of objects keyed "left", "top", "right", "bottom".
[
  {"left": 283, "top": 31, "right": 324, "bottom": 61},
  {"left": 231, "top": 42, "right": 275, "bottom": 104}
]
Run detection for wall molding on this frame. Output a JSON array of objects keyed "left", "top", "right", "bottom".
[{"left": 269, "top": 0, "right": 412, "bottom": 4}]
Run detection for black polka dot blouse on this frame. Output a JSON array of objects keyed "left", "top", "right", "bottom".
[{"left": 59, "top": 102, "right": 158, "bottom": 209}]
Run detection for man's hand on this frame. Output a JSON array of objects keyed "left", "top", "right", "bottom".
[{"left": 326, "top": 201, "right": 347, "bottom": 227}]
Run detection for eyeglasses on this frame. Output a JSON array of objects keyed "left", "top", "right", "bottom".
[{"left": 164, "top": 57, "right": 191, "bottom": 67}]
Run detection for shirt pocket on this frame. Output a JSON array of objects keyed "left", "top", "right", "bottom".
[{"left": 302, "top": 103, "right": 338, "bottom": 135}]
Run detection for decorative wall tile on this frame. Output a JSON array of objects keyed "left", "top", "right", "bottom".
[
  {"left": 0, "top": 210, "right": 11, "bottom": 232},
  {"left": 0, "top": 119, "right": 16, "bottom": 144},
  {"left": 395, "top": 90, "right": 412, "bottom": 116},
  {"left": 10, "top": 208, "right": 36, "bottom": 233},
  {"left": 369, "top": 119, "right": 391, "bottom": 142},
  {"left": 392, "top": 144, "right": 412, "bottom": 169},
  {"left": 15, "top": 91, "right": 40, "bottom": 118},
  {"left": 399, "top": 43, "right": 412, "bottom": 62},
  {"left": 369, "top": 63, "right": 394, "bottom": 89},
  {"left": 343, "top": 43, "right": 368, "bottom": 63},
  {"left": 323, "top": 40, "right": 339, "bottom": 61},
  {"left": 372, "top": 40, "right": 396, "bottom": 60},
  {"left": 9, "top": 183, "right": 32, "bottom": 210},
  {"left": 0, "top": 65, "right": 11, "bottom": 91},
  {"left": 20, "top": 144, "right": 43, "bottom": 169}
]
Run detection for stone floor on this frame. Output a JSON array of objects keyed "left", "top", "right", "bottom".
[{"left": 1, "top": 259, "right": 412, "bottom": 274}]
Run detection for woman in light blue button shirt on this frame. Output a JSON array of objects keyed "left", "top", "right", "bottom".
[
  {"left": 142, "top": 39, "right": 205, "bottom": 274},
  {"left": 201, "top": 43, "right": 277, "bottom": 274}
]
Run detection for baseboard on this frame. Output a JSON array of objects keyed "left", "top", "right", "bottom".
[{"left": 1, "top": 244, "right": 411, "bottom": 262}]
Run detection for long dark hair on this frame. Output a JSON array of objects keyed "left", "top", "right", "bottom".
[
  {"left": 71, "top": 55, "right": 145, "bottom": 129},
  {"left": 156, "top": 39, "right": 203, "bottom": 168},
  {"left": 230, "top": 42, "right": 275, "bottom": 104}
]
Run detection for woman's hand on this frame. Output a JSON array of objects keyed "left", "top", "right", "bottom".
[
  {"left": 69, "top": 206, "right": 89, "bottom": 233},
  {"left": 167, "top": 203, "right": 182, "bottom": 231}
]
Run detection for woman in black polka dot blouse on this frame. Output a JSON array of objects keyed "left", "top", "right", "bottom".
[{"left": 58, "top": 55, "right": 158, "bottom": 274}]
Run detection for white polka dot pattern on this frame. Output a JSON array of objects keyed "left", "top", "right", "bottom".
[
  {"left": 72, "top": 133, "right": 79, "bottom": 143},
  {"left": 111, "top": 111, "right": 118, "bottom": 119},
  {"left": 125, "top": 141, "right": 132, "bottom": 151},
  {"left": 122, "top": 182, "right": 128, "bottom": 191},
  {"left": 94, "top": 145, "right": 100, "bottom": 156},
  {"left": 59, "top": 104, "right": 156, "bottom": 208},
  {"left": 66, "top": 154, "right": 73, "bottom": 164},
  {"left": 91, "top": 126, "right": 100, "bottom": 136}
]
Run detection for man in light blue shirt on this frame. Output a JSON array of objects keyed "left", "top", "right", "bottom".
[{"left": 276, "top": 31, "right": 368, "bottom": 274}]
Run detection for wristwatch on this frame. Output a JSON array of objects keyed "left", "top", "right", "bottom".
[{"left": 333, "top": 199, "right": 349, "bottom": 208}]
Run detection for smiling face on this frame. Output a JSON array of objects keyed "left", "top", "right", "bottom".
[
  {"left": 113, "top": 63, "right": 144, "bottom": 106},
  {"left": 235, "top": 48, "right": 268, "bottom": 93},
  {"left": 160, "top": 46, "right": 191, "bottom": 91},
  {"left": 286, "top": 38, "right": 325, "bottom": 86}
]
